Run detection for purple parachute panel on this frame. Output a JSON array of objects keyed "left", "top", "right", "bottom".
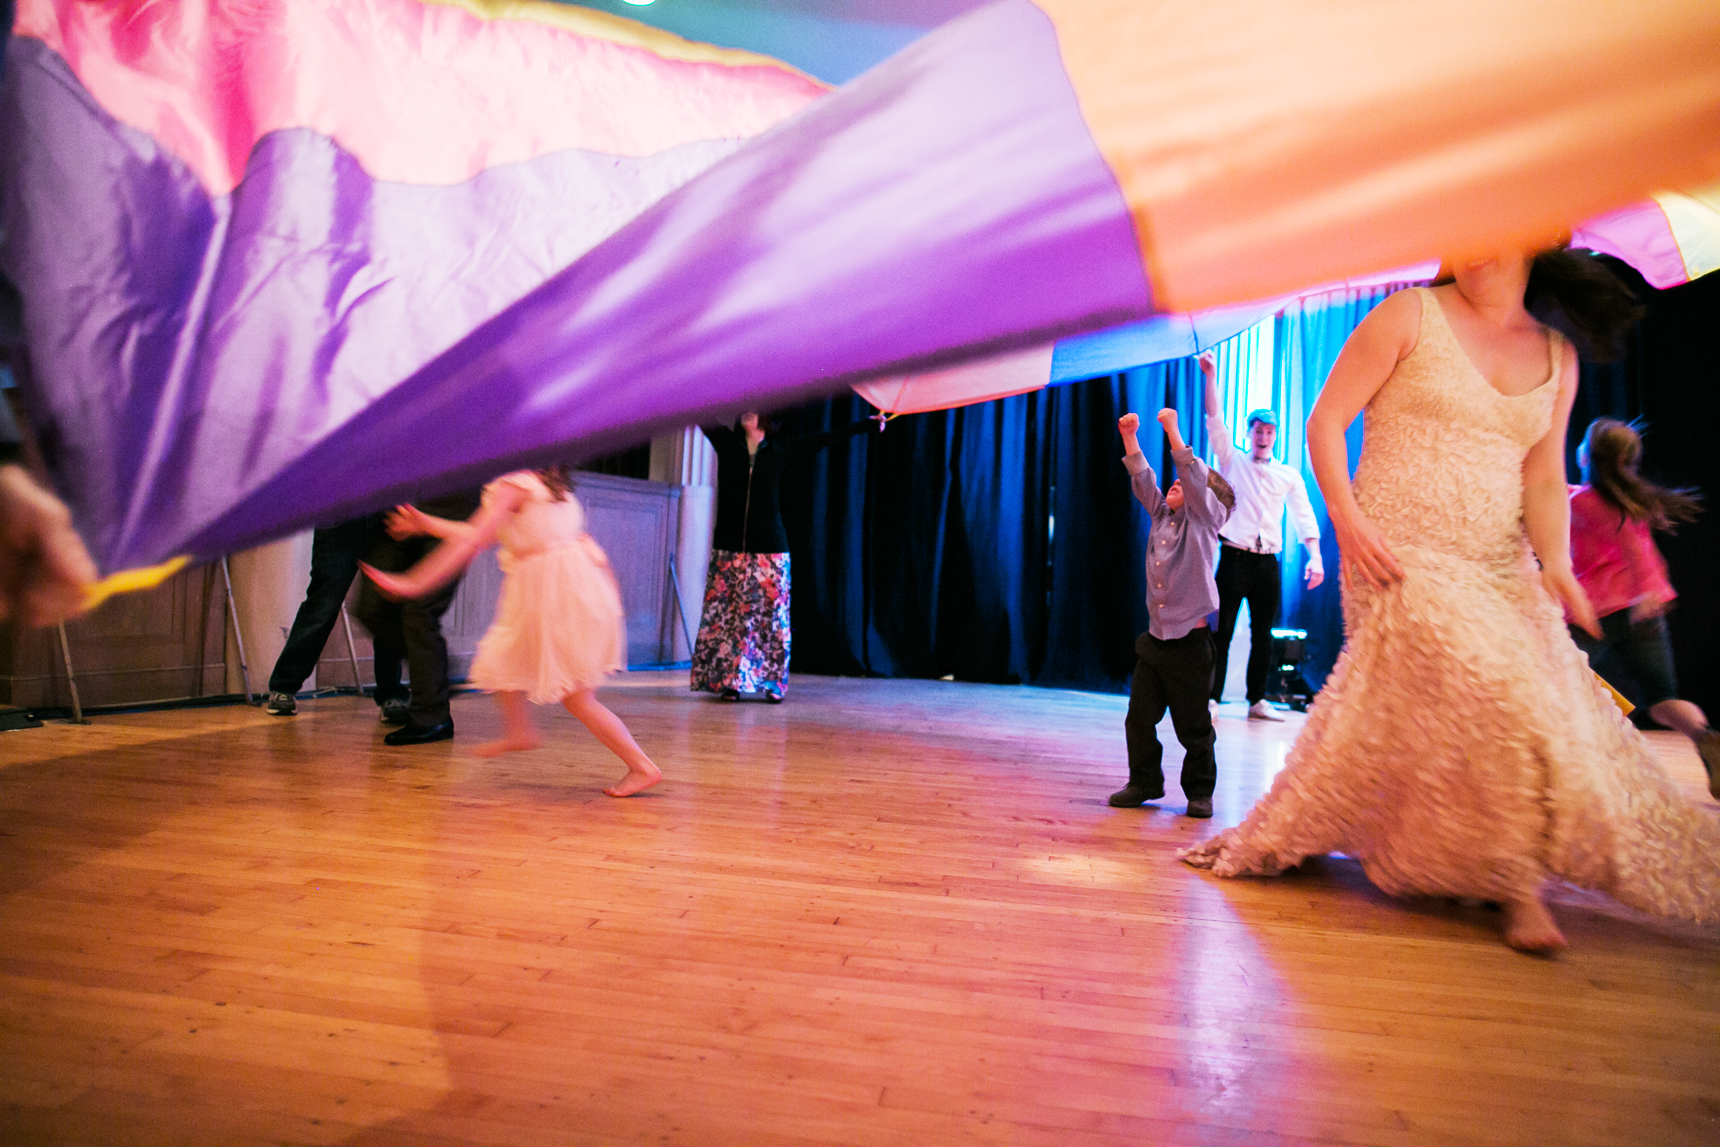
[
  {"left": 177, "top": 0, "right": 1150, "bottom": 565},
  {"left": 3, "top": 0, "right": 1148, "bottom": 571}
]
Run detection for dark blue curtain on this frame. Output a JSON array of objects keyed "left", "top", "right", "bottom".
[
  {"left": 780, "top": 358, "right": 1208, "bottom": 693},
  {"left": 780, "top": 390, "right": 1052, "bottom": 683}
]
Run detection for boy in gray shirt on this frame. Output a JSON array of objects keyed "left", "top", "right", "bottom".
[{"left": 1108, "top": 408, "right": 1234, "bottom": 818}]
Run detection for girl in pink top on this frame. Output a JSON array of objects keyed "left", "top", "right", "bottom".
[{"left": 1569, "top": 419, "right": 1715, "bottom": 795}]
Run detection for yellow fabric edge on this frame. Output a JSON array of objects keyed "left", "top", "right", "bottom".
[
  {"left": 1598, "top": 672, "right": 1635, "bottom": 717},
  {"left": 419, "top": 0, "right": 830, "bottom": 87},
  {"left": 83, "top": 555, "right": 192, "bottom": 612}
]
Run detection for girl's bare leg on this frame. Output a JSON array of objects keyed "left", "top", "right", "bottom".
[
  {"left": 1502, "top": 895, "right": 1566, "bottom": 954},
  {"left": 1647, "top": 698, "right": 1708, "bottom": 741},
  {"left": 1646, "top": 701, "right": 1720, "bottom": 798},
  {"left": 564, "top": 687, "right": 661, "bottom": 796},
  {"left": 474, "top": 691, "right": 541, "bottom": 757}
]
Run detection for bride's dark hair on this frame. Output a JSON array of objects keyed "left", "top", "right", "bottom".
[{"left": 1523, "top": 246, "right": 1643, "bottom": 362}]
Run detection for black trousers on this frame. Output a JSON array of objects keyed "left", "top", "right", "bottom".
[
  {"left": 1571, "top": 609, "right": 1680, "bottom": 710},
  {"left": 267, "top": 514, "right": 390, "bottom": 695},
  {"left": 1212, "top": 545, "right": 1280, "bottom": 704},
  {"left": 1125, "top": 627, "right": 1217, "bottom": 799},
  {"left": 355, "top": 490, "right": 481, "bottom": 729}
]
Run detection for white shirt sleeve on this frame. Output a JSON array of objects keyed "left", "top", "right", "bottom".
[
  {"left": 1285, "top": 470, "right": 1320, "bottom": 548},
  {"left": 1206, "top": 411, "right": 1236, "bottom": 473}
]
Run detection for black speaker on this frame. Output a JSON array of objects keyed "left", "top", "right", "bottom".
[{"left": 1264, "top": 628, "right": 1313, "bottom": 711}]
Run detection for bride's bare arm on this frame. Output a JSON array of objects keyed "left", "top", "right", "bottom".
[
  {"left": 1521, "top": 346, "right": 1599, "bottom": 635},
  {"left": 1305, "top": 289, "right": 1419, "bottom": 589}
]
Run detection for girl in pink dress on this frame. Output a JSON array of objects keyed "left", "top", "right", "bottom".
[{"left": 362, "top": 468, "right": 661, "bottom": 797}]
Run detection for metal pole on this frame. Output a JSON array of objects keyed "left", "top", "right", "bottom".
[
  {"left": 339, "top": 603, "right": 365, "bottom": 691},
  {"left": 665, "top": 552, "right": 696, "bottom": 663},
  {"left": 220, "top": 556, "right": 256, "bottom": 702},
  {"left": 55, "top": 622, "right": 86, "bottom": 724}
]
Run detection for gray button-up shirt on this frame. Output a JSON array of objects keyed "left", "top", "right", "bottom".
[{"left": 1125, "top": 446, "right": 1229, "bottom": 640}]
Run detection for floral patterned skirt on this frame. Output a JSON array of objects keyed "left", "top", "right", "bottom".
[{"left": 690, "top": 550, "right": 791, "bottom": 696}]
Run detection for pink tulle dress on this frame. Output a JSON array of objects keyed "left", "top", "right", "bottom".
[{"left": 467, "top": 472, "right": 626, "bottom": 703}]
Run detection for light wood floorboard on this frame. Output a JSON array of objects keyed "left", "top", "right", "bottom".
[{"left": 0, "top": 673, "right": 1715, "bottom": 1146}]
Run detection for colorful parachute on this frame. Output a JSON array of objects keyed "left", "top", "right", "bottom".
[
  {"left": 858, "top": 184, "right": 1720, "bottom": 416},
  {"left": 4, "top": 0, "right": 1718, "bottom": 575}
]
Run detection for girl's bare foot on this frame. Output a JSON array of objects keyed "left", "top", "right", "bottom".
[
  {"left": 473, "top": 734, "right": 541, "bottom": 758},
  {"left": 1502, "top": 897, "right": 1566, "bottom": 954},
  {"left": 604, "top": 760, "right": 662, "bottom": 797}
]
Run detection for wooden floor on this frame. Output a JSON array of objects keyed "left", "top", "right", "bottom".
[{"left": 0, "top": 675, "right": 1715, "bottom": 1147}]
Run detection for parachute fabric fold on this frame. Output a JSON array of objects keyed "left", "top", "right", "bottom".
[
  {"left": 6, "top": 0, "right": 1720, "bottom": 571},
  {"left": 0, "top": 0, "right": 827, "bottom": 574},
  {"left": 1034, "top": 0, "right": 1720, "bottom": 310},
  {"left": 177, "top": 0, "right": 1151, "bottom": 563}
]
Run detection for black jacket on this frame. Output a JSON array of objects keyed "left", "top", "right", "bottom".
[{"left": 702, "top": 420, "right": 872, "bottom": 553}]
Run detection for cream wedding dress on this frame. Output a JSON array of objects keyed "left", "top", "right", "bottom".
[{"left": 1181, "top": 288, "right": 1720, "bottom": 921}]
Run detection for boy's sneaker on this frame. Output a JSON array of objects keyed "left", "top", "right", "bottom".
[
  {"left": 380, "top": 700, "right": 410, "bottom": 725},
  {"left": 1108, "top": 784, "right": 1165, "bottom": 808},
  {"left": 1248, "top": 700, "right": 1284, "bottom": 722},
  {"left": 1186, "top": 797, "right": 1214, "bottom": 819},
  {"left": 264, "top": 692, "right": 296, "bottom": 716}
]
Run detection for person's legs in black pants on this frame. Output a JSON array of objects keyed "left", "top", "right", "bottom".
[
  {"left": 267, "top": 516, "right": 380, "bottom": 697},
  {"left": 1210, "top": 548, "right": 1245, "bottom": 702},
  {"left": 1161, "top": 629, "right": 1217, "bottom": 801},
  {"left": 1116, "top": 632, "right": 1169, "bottom": 804},
  {"left": 1570, "top": 609, "right": 1629, "bottom": 700},
  {"left": 358, "top": 490, "right": 480, "bottom": 742},
  {"left": 398, "top": 573, "right": 462, "bottom": 729},
  {"left": 1117, "top": 629, "right": 1218, "bottom": 813},
  {"left": 356, "top": 533, "right": 411, "bottom": 709},
  {"left": 1243, "top": 554, "right": 1281, "bottom": 706}
]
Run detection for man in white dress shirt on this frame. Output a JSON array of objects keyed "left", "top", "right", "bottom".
[{"left": 1201, "top": 353, "right": 1324, "bottom": 719}]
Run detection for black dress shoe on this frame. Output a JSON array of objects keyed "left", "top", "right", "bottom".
[
  {"left": 1107, "top": 784, "right": 1165, "bottom": 808},
  {"left": 384, "top": 720, "right": 453, "bottom": 746}
]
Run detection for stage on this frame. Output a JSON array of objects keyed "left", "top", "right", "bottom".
[{"left": 0, "top": 674, "right": 1714, "bottom": 1146}]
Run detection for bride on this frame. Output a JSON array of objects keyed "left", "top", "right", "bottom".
[{"left": 1181, "top": 246, "right": 1720, "bottom": 953}]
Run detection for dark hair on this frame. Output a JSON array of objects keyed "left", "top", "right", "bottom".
[
  {"left": 739, "top": 412, "right": 783, "bottom": 437},
  {"left": 1582, "top": 419, "right": 1700, "bottom": 531},
  {"left": 1524, "top": 247, "right": 1643, "bottom": 362},
  {"left": 1205, "top": 469, "right": 1236, "bottom": 515},
  {"left": 534, "top": 464, "right": 573, "bottom": 500}
]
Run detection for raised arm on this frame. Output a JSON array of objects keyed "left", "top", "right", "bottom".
[
  {"left": 1521, "top": 343, "right": 1598, "bottom": 635},
  {"left": 1159, "top": 408, "right": 1228, "bottom": 526},
  {"left": 785, "top": 417, "right": 876, "bottom": 461},
  {"left": 1119, "top": 412, "right": 1162, "bottom": 516},
  {"left": 1200, "top": 351, "right": 1235, "bottom": 469},
  {"left": 1305, "top": 288, "right": 1420, "bottom": 589},
  {"left": 361, "top": 483, "right": 525, "bottom": 600},
  {"left": 700, "top": 423, "right": 737, "bottom": 451}
]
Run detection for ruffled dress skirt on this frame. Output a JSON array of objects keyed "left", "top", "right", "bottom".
[{"left": 469, "top": 535, "right": 625, "bottom": 704}]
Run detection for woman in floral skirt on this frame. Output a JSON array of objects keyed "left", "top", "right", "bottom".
[{"left": 692, "top": 412, "right": 873, "bottom": 702}]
